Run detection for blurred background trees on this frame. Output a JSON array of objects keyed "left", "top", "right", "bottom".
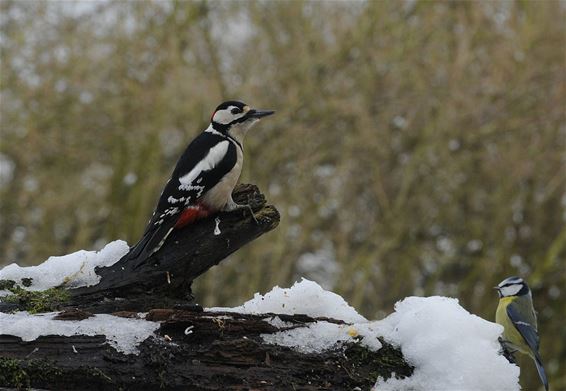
[{"left": 0, "top": 1, "right": 564, "bottom": 389}]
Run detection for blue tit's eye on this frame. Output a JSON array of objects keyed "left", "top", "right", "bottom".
[{"left": 231, "top": 108, "right": 241, "bottom": 114}]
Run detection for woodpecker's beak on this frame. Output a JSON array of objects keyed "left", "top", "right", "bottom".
[{"left": 247, "top": 109, "right": 275, "bottom": 119}]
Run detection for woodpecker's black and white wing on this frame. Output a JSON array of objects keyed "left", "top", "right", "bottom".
[
  {"left": 125, "top": 132, "right": 238, "bottom": 265},
  {"left": 507, "top": 303, "right": 549, "bottom": 391}
]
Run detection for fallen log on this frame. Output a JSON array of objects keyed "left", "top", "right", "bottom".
[
  {"left": 0, "top": 184, "right": 413, "bottom": 390},
  {"left": 0, "top": 309, "right": 412, "bottom": 390}
]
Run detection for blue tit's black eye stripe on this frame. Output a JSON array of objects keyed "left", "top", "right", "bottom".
[
  {"left": 231, "top": 108, "right": 242, "bottom": 114},
  {"left": 498, "top": 276, "right": 524, "bottom": 288}
]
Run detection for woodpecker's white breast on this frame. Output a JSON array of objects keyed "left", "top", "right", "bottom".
[{"left": 201, "top": 142, "right": 243, "bottom": 211}]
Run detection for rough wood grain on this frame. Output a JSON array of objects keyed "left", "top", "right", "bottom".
[{"left": 0, "top": 309, "right": 413, "bottom": 390}]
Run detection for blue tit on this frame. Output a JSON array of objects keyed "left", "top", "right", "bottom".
[{"left": 495, "top": 276, "right": 548, "bottom": 391}]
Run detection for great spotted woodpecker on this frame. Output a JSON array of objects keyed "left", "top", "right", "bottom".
[{"left": 126, "top": 100, "right": 274, "bottom": 263}]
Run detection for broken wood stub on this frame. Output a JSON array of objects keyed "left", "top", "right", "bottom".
[{"left": 67, "top": 184, "right": 280, "bottom": 312}]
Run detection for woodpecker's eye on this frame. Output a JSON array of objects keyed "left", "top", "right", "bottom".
[{"left": 231, "top": 108, "right": 242, "bottom": 115}]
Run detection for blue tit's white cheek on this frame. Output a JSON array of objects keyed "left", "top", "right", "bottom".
[{"left": 500, "top": 284, "right": 523, "bottom": 297}]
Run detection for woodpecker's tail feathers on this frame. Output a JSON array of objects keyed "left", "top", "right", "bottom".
[
  {"left": 534, "top": 353, "right": 549, "bottom": 391},
  {"left": 124, "top": 219, "right": 177, "bottom": 269}
]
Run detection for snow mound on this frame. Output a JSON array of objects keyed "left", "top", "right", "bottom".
[
  {"left": 0, "top": 240, "right": 129, "bottom": 290},
  {"left": 212, "top": 281, "right": 518, "bottom": 390},
  {"left": 210, "top": 279, "right": 381, "bottom": 353},
  {"left": 0, "top": 311, "right": 159, "bottom": 354},
  {"left": 372, "top": 296, "right": 520, "bottom": 391},
  {"left": 210, "top": 278, "right": 366, "bottom": 323}
]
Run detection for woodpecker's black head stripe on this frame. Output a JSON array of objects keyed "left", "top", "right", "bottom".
[{"left": 215, "top": 100, "right": 247, "bottom": 111}]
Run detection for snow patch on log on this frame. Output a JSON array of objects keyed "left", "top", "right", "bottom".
[
  {"left": 211, "top": 279, "right": 382, "bottom": 352},
  {"left": 262, "top": 321, "right": 372, "bottom": 353},
  {"left": 0, "top": 240, "right": 129, "bottom": 290},
  {"left": 372, "top": 296, "right": 520, "bottom": 391},
  {"left": 0, "top": 311, "right": 158, "bottom": 354},
  {"left": 210, "top": 278, "right": 366, "bottom": 322}
]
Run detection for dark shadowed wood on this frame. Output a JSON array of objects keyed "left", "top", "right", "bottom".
[
  {"left": 66, "top": 184, "right": 280, "bottom": 313},
  {"left": 0, "top": 309, "right": 413, "bottom": 390}
]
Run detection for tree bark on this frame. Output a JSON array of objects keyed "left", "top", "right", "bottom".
[{"left": 0, "top": 309, "right": 412, "bottom": 390}]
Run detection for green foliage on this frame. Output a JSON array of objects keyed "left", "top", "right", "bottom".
[
  {"left": 0, "top": 1, "right": 564, "bottom": 389},
  {"left": 0, "top": 279, "right": 16, "bottom": 291},
  {"left": 0, "top": 358, "right": 63, "bottom": 389},
  {"left": 0, "top": 358, "right": 30, "bottom": 389},
  {"left": 1, "top": 285, "right": 69, "bottom": 313},
  {"left": 344, "top": 340, "right": 413, "bottom": 383}
]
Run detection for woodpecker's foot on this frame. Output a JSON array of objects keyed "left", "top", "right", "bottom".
[{"left": 223, "top": 201, "right": 258, "bottom": 224}]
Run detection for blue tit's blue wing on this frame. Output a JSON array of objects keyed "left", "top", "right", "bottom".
[
  {"left": 507, "top": 303, "right": 549, "bottom": 391},
  {"left": 506, "top": 302, "right": 539, "bottom": 352},
  {"left": 534, "top": 355, "right": 549, "bottom": 391}
]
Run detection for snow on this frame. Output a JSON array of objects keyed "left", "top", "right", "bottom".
[
  {"left": 262, "top": 321, "right": 357, "bottom": 354},
  {"left": 372, "top": 296, "right": 520, "bottom": 391},
  {"left": 212, "top": 280, "right": 519, "bottom": 390},
  {"left": 0, "top": 240, "right": 129, "bottom": 290},
  {"left": 209, "top": 279, "right": 381, "bottom": 353},
  {"left": 210, "top": 278, "right": 366, "bottom": 323},
  {"left": 0, "top": 311, "right": 159, "bottom": 354}
]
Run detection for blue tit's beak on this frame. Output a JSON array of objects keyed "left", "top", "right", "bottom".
[{"left": 247, "top": 109, "right": 275, "bottom": 119}]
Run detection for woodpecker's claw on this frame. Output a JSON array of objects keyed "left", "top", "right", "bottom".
[
  {"left": 244, "top": 204, "right": 259, "bottom": 225},
  {"left": 236, "top": 204, "right": 258, "bottom": 224},
  {"left": 224, "top": 202, "right": 258, "bottom": 224}
]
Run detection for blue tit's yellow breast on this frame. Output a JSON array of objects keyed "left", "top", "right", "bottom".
[{"left": 495, "top": 297, "right": 531, "bottom": 357}]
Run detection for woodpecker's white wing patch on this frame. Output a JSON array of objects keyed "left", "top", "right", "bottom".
[{"left": 178, "top": 140, "right": 230, "bottom": 195}]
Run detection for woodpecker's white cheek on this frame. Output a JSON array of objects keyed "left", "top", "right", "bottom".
[{"left": 213, "top": 106, "right": 246, "bottom": 124}]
